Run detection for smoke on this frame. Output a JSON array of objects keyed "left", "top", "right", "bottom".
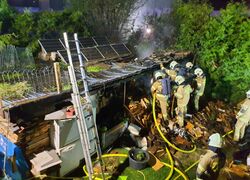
[
  {"left": 135, "top": 41, "right": 156, "bottom": 59},
  {"left": 127, "top": 0, "right": 174, "bottom": 59},
  {"left": 132, "top": 0, "right": 173, "bottom": 30}
]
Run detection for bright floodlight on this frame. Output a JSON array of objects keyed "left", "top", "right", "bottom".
[{"left": 146, "top": 28, "right": 152, "bottom": 34}]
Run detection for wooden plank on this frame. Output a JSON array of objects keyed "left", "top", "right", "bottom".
[
  {"left": 28, "top": 132, "right": 49, "bottom": 146},
  {"left": 26, "top": 124, "right": 50, "bottom": 135},
  {"left": 54, "top": 62, "right": 62, "bottom": 93},
  {"left": 0, "top": 98, "right": 4, "bottom": 118},
  {"left": 26, "top": 137, "right": 50, "bottom": 151}
]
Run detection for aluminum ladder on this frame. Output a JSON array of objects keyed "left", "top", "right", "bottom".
[{"left": 63, "top": 32, "right": 105, "bottom": 180}]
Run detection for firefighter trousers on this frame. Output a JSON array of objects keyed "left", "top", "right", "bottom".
[
  {"left": 156, "top": 94, "right": 169, "bottom": 121},
  {"left": 176, "top": 105, "right": 187, "bottom": 127},
  {"left": 194, "top": 94, "right": 201, "bottom": 111}
]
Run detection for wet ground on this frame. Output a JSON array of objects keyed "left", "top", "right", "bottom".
[{"left": 66, "top": 126, "right": 249, "bottom": 180}]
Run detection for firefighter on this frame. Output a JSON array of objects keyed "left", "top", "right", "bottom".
[
  {"left": 194, "top": 68, "right": 206, "bottom": 111},
  {"left": 174, "top": 75, "right": 193, "bottom": 127},
  {"left": 196, "top": 133, "right": 225, "bottom": 180},
  {"left": 160, "top": 60, "right": 178, "bottom": 81},
  {"left": 185, "top": 61, "right": 194, "bottom": 72},
  {"left": 151, "top": 71, "right": 171, "bottom": 121},
  {"left": 233, "top": 90, "right": 250, "bottom": 142}
]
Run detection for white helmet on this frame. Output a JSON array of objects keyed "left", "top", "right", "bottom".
[
  {"left": 246, "top": 90, "right": 250, "bottom": 99},
  {"left": 194, "top": 68, "right": 203, "bottom": 77},
  {"left": 186, "top": 62, "right": 193, "bottom": 69},
  {"left": 208, "top": 133, "right": 223, "bottom": 148},
  {"left": 154, "top": 71, "right": 163, "bottom": 80},
  {"left": 169, "top": 61, "right": 178, "bottom": 70},
  {"left": 175, "top": 75, "right": 185, "bottom": 85}
]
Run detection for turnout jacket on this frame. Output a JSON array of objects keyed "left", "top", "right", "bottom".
[
  {"left": 195, "top": 76, "right": 206, "bottom": 96},
  {"left": 237, "top": 98, "right": 250, "bottom": 123},
  {"left": 196, "top": 150, "right": 220, "bottom": 179},
  {"left": 175, "top": 84, "right": 193, "bottom": 107}
]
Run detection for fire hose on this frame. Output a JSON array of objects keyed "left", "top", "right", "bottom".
[
  {"left": 165, "top": 147, "right": 175, "bottom": 180},
  {"left": 82, "top": 93, "right": 193, "bottom": 180},
  {"left": 173, "top": 130, "right": 234, "bottom": 180},
  {"left": 152, "top": 93, "right": 195, "bottom": 179},
  {"left": 152, "top": 93, "right": 197, "bottom": 153},
  {"left": 82, "top": 94, "right": 234, "bottom": 180},
  {"left": 153, "top": 93, "right": 234, "bottom": 179},
  {"left": 83, "top": 153, "right": 188, "bottom": 180}
]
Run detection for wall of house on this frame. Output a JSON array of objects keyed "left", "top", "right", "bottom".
[
  {"left": 8, "top": 0, "right": 39, "bottom": 7},
  {"left": 39, "top": 0, "right": 50, "bottom": 10},
  {"left": 8, "top": 0, "right": 64, "bottom": 11}
]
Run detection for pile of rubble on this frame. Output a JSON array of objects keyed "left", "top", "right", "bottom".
[
  {"left": 149, "top": 50, "right": 193, "bottom": 63},
  {"left": 127, "top": 98, "right": 152, "bottom": 129},
  {"left": 186, "top": 101, "right": 236, "bottom": 146},
  {"left": 0, "top": 116, "right": 50, "bottom": 157},
  {"left": 127, "top": 98, "right": 190, "bottom": 158},
  {"left": 126, "top": 99, "right": 236, "bottom": 155}
]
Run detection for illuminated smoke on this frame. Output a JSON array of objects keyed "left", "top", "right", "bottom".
[
  {"left": 127, "top": 0, "right": 174, "bottom": 59},
  {"left": 131, "top": 0, "right": 173, "bottom": 31},
  {"left": 146, "top": 27, "right": 152, "bottom": 34}
]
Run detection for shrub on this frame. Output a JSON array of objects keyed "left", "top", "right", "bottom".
[
  {"left": 0, "top": 82, "right": 32, "bottom": 100},
  {"left": 199, "top": 3, "right": 250, "bottom": 103}
]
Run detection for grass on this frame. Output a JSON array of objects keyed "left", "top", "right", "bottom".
[
  {"left": 86, "top": 65, "right": 107, "bottom": 73},
  {"left": 1, "top": 72, "right": 24, "bottom": 81},
  {"left": 0, "top": 82, "right": 32, "bottom": 100},
  {"left": 121, "top": 165, "right": 170, "bottom": 180},
  {"left": 85, "top": 147, "right": 201, "bottom": 180},
  {"left": 62, "top": 83, "right": 72, "bottom": 91},
  {"left": 90, "top": 148, "right": 173, "bottom": 180}
]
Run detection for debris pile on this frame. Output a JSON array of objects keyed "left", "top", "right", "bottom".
[
  {"left": 0, "top": 116, "right": 50, "bottom": 157},
  {"left": 127, "top": 98, "right": 193, "bottom": 158},
  {"left": 223, "top": 163, "right": 250, "bottom": 179},
  {"left": 126, "top": 98, "right": 152, "bottom": 128},
  {"left": 127, "top": 99, "right": 236, "bottom": 154},
  {"left": 0, "top": 116, "right": 24, "bottom": 143},
  {"left": 186, "top": 101, "right": 236, "bottom": 146},
  {"left": 149, "top": 50, "right": 193, "bottom": 62},
  {"left": 24, "top": 121, "right": 50, "bottom": 157}
]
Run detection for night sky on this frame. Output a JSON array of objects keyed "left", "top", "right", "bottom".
[
  {"left": 210, "top": 0, "right": 250, "bottom": 10},
  {"left": 8, "top": 0, "right": 250, "bottom": 9}
]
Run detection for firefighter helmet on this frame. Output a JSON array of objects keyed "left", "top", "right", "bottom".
[
  {"left": 169, "top": 61, "right": 178, "bottom": 70},
  {"left": 186, "top": 62, "right": 193, "bottom": 69},
  {"left": 208, "top": 133, "right": 223, "bottom": 148},
  {"left": 194, "top": 68, "right": 204, "bottom": 77},
  {"left": 175, "top": 75, "right": 185, "bottom": 85},
  {"left": 246, "top": 90, "right": 250, "bottom": 99},
  {"left": 154, "top": 71, "right": 163, "bottom": 80}
]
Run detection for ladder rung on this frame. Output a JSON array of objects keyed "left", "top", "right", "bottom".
[
  {"left": 87, "top": 125, "right": 95, "bottom": 130},
  {"left": 90, "top": 137, "right": 97, "bottom": 142},
  {"left": 82, "top": 104, "right": 90, "bottom": 110},
  {"left": 65, "top": 33, "right": 104, "bottom": 178},
  {"left": 84, "top": 114, "right": 92, "bottom": 118}
]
